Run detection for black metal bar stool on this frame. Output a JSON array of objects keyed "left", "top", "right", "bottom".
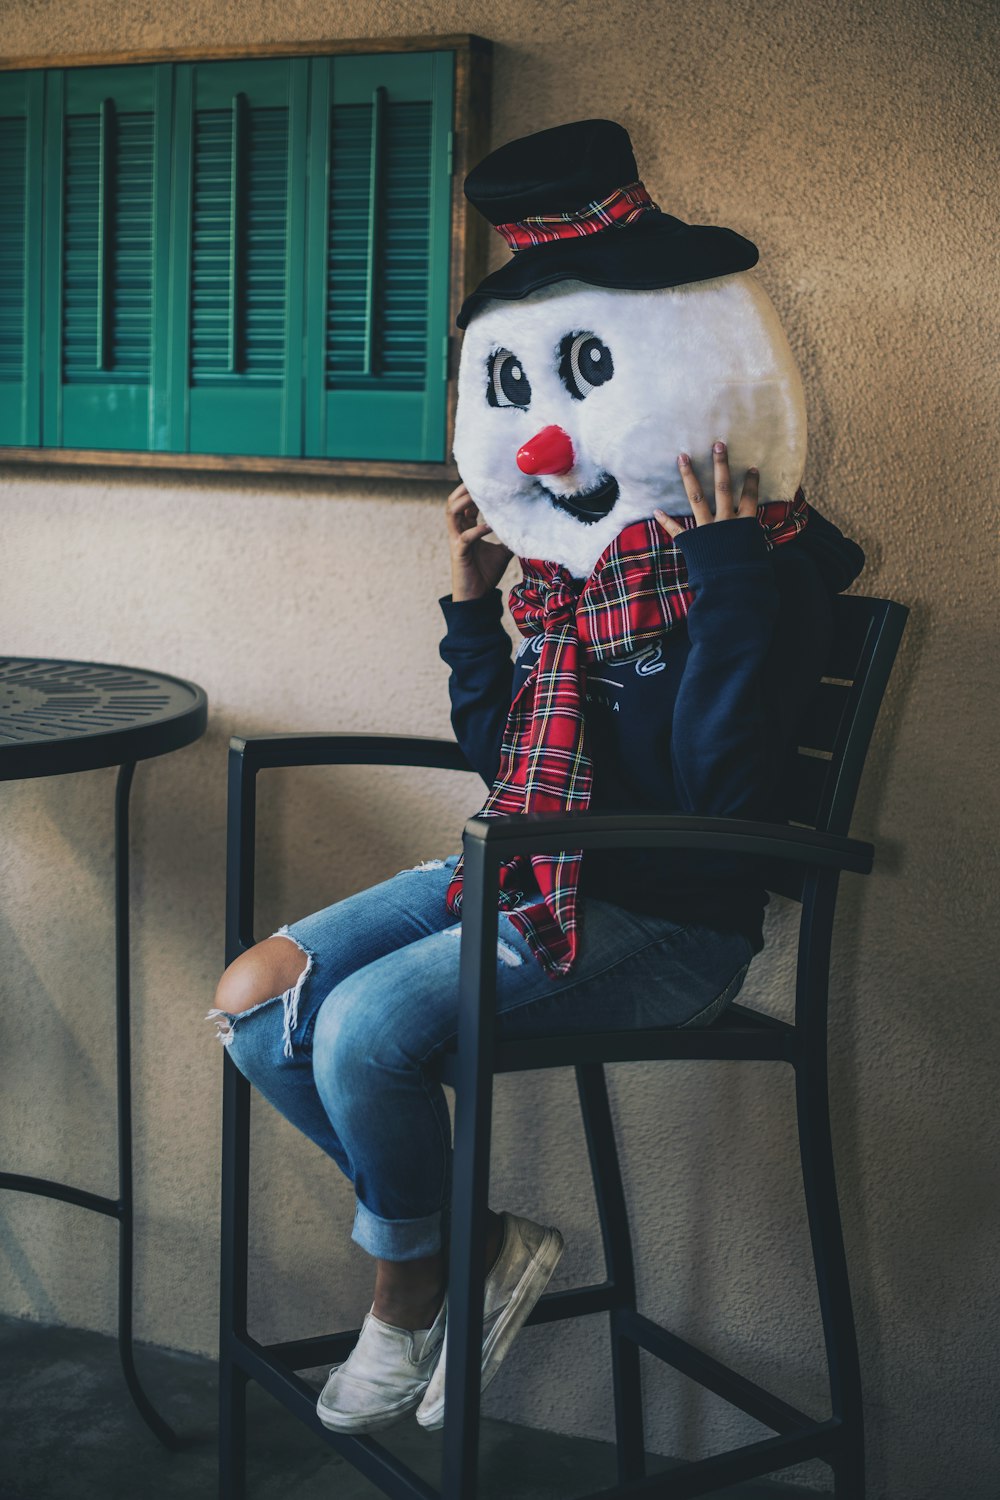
[{"left": 218, "top": 593, "right": 907, "bottom": 1499}]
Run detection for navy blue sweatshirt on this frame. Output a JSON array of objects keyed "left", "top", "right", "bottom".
[{"left": 439, "top": 507, "right": 864, "bottom": 954}]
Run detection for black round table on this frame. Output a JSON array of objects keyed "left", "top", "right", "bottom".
[{"left": 0, "top": 658, "right": 208, "bottom": 1448}]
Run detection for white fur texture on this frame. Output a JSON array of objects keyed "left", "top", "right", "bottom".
[{"left": 452, "top": 272, "right": 807, "bottom": 577}]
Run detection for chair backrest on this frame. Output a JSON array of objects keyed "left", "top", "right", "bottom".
[{"left": 770, "top": 593, "right": 909, "bottom": 901}]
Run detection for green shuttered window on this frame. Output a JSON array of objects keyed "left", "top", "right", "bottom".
[{"left": 0, "top": 44, "right": 462, "bottom": 467}]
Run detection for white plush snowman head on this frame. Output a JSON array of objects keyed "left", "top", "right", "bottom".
[{"left": 453, "top": 269, "right": 807, "bottom": 578}]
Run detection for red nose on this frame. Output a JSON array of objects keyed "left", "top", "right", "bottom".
[{"left": 516, "top": 424, "right": 575, "bottom": 476}]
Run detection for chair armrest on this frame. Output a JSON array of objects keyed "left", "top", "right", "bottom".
[
  {"left": 230, "top": 732, "right": 472, "bottom": 775},
  {"left": 225, "top": 733, "right": 474, "bottom": 958},
  {"left": 461, "top": 811, "right": 873, "bottom": 875},
  {"left": 449, "top": 811, "right": 872, "bottom": 1082}
]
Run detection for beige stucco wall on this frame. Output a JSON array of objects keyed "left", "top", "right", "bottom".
[{"left": 1, "top": 2, "right": 997, "bottom": 1495}]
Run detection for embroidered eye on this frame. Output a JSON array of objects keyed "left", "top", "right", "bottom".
[
  {"left": 486, "top": 348, "right": 532, "bottom": 408},
  {"left": 559, "top": 331, "right": 614, "bottom": 400}
]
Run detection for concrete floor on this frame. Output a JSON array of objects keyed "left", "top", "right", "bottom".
[{"left": 0, "top": 1314, "right": 823, "bottom": 1500}]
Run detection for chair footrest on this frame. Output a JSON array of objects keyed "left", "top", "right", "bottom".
[
  {"left": 575, "top": 1420, "right": 842, "bottom": 1499},
  {"left": 223, "top": 1332, "right": 839, "bottom": 1494},
  {"left": 226, "top": 1332, "right": 440, "bottom": 1500},
  {"left": 615, "top": 1308, "right": 816, "bottom": 1435},
  {"left": 260, "top": 1282, "right": 620, "bottom": 1371},
  {"left": 252, "top": 1296, "right": 821, "bottom": 1442},
  {"left": 223, "top": 1325, "right": 841, "bottom": 1500}
]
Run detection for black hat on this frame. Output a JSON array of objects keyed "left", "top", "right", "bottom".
[{"left": 457, "top": 118, "right": 758, "bottom": 330}]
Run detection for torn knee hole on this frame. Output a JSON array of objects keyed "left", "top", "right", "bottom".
[
  {"left": 205, "top": 926, "right": 314, "bottom": 1057},
  {"left": 268, "top": 926, "right": 314, "bottom": 1057},
  {"left": 205, "top": 1009, "right": 237, "bottom": 1047}
]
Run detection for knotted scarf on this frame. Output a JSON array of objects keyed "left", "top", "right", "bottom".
[{"left": 445, "top": 492, "right": 810, "bottom": 977}]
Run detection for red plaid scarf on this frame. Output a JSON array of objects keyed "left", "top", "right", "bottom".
[{"left": 445, "top": 494, "right": 810, "bottom": 976}]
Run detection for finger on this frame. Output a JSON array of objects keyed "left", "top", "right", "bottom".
[
  {"left": 455, "top": 521, "right": 494, "bottom": 550},
  {"left": 653, "top": 508, "right": 682, "bottom": 538},
  {"left": 737, "top": 466, "right": 759, "bottom": 518},
  {"left": 445, "top": 483, "right": 474, "bottom": 520},
  {"left": 677, "top": 453, "right": 713, "bottom": 525},
  {"left": 445, "top": 505, "right": 472, "bottom": 540},
  {"left": 445, "top": 485, "right": 477, "bottom": 536},
  {"left": 712, "top": 441, "right": 734, "bottom": 519}
]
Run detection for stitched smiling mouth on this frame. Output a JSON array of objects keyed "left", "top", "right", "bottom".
[{"left": 536, "top": 473, "right": 620, "bottom": 525}]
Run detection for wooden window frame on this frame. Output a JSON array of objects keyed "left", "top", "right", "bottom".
[{"left": 0, "top": 33, "right": 492, "bottom": 481}]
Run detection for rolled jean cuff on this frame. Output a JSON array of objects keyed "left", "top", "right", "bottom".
[{"left": 351, "top": 1199, "right": 443, "bottom": 1260}]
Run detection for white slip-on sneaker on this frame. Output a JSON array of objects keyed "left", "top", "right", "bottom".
[
  {"left": 316, "top": 1295, "right": 447, "bottom": 1434},
  {"left": 415, "top": 1211, "right": 564, "bottom": 1431}
]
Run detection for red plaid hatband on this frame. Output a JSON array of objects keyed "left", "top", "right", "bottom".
[
  {"left": 446, "top": 494, "right": 810, "bottom": 977},
  {"left": 494, "top": 180, "right": 662, "bottom": 252}
]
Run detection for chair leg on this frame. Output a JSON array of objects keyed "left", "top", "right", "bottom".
[
  {"left": 441, "top": 1054, "right": 494, "bottom": 1499},
  {"left": 831, "top": 1443, "right": 866, "bottom": 1500},
  {"left": 796, "top": 1059, "right": 865, "bottom": 1500},
  {"left": 219, "top": 1053, "right": 252, "bottom": 1500},
  {"left": 218, "top": 1359, "right": 249, "bottom": 1500},
  {"left": 576, "top": 1064, "right": 645, "bottom": 1484}
]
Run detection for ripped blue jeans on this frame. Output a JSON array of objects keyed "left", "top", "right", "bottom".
[{"left": 207, "top": 854, "right": 752, "bottom": 1261}]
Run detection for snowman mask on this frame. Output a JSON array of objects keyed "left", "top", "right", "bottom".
[{"left": 453, "top": 270, "right": 806, "bottom": 579}]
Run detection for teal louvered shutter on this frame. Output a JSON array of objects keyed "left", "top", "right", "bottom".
[
  {"left": 169, "top": 57, "right": 307, "bottom": 456},
  {"left": 3, "top": 46, "right": 461, "bottom": 466},
  {"left": 304, "top": 52, "right": 454, "bottom": 462},
  {"left": 41, "top": 66, "right": 168, "bottom": 450},
  {"left": 0, "top": 71, "right": 44, "bottom": 445}
]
